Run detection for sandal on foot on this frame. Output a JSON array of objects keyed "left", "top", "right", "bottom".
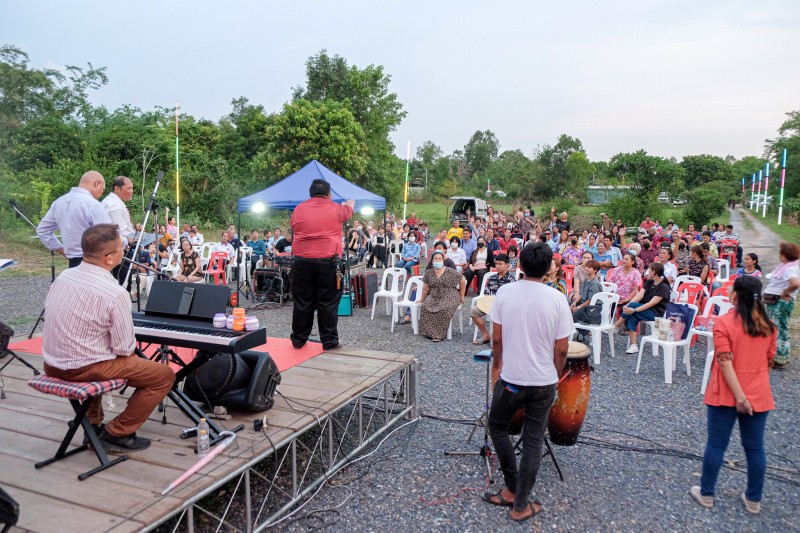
[
  {"left": 473, "top": 338, "right": 490, "bottom": 345},
  {"left": 510, "top": 500, "right": 542, "bottom": 522},
  {"left": 482, "top": 490, "right": 513, "bottom": 507}
]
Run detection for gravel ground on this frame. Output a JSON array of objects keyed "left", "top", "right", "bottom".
[{"left": 1, "top": 209, "right": 798, "bottom": 532}]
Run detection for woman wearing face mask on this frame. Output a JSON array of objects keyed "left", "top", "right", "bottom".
[
  {"left": 396, "top": 232, "right": 421, "bottom": 275},
  {"left": 572, "top": 251, "right": 596, "bottom": 304},
  {"left": 672, "top": 231, "right": 691, "bottom": 275},
  {"left": 626, "top": 243, "right": 646, "bottom": 274},
  {"left": 561, "top": 235, "right": 584, "bottom": 266},
  {"left": 369, "top": 226, "right": 388, "bottom": 268},
  {"left": 446, "top": 236, "right": 467, "bottom": 273},
  {"left": 464, "top": 236, "right": 495, "bottom": 293},
  {"left": 417, "top": 251, "right": 467, "bottom": 342}
]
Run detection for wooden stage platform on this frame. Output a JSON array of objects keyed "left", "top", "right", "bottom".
[{"left": 0, "top": 340, "right": 419, "bottom": 532}]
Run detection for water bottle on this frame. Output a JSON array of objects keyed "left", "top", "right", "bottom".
[{"left": 197, "top": 418, "right": 210, "bottom": 457}]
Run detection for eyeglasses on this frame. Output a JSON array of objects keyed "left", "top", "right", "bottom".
[{"left": 105, "top": 248, "right": 125, "bottom": 257}]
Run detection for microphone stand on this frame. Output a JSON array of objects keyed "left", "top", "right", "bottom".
[
  {"left": 8, "top": 199, "right": 58, "bottom": 339},
  {"left": 121, "top": 256, "right": 173, "bottom": 313},
  {"left": 122, "top": 171, "right": 165, "bottom": 293}
]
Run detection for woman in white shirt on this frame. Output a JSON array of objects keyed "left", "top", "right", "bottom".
[
  {"left": 763, "top": 242, "right": 800, "bottom": 369},
  {"left": 446, "top": 236, "right": 467, "bottom": 273}
]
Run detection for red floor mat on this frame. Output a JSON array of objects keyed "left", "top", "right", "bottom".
[{"left": 8, "top": 335, "right": 323, "bottom": 373}]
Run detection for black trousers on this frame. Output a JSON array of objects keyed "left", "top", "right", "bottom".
[
  {"left": 111, "top": 249, "right": 136, "bottom": 291},
  {"left": 291, "top": 257, "right": 342, "bottom": 349},
  {"left": 67, "top": 257, "right": 83, "bottom": 268}
]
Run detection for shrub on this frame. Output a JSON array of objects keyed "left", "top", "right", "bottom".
[
  {"left": 598, "top": 192, "right": 665, "bottom": 227},
  {"left": 685, "top": 184, "right": 728, "bottom": 226}
]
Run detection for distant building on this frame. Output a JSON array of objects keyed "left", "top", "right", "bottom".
[{"left": 587, "top": 185, "right": 630, "bottom": 205}]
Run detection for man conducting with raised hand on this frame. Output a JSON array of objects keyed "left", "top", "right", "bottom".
[
  {"left": 290, "top": 179, "right": 355, "bottom": 350},
  {"left": 42, "top": 224, "right": 174, "bottom": 452},
  {"left": 483, "top": 242, "right": 575, "bottom": 523},
  {"left": 36, "top": 170, "right": 112, "bottom": 268}
]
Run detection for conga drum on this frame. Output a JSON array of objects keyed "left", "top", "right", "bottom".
[{"left": 547, "top": 341, "right": 591, "bottom": 446}]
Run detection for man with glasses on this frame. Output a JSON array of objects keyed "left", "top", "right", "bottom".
[{"left": 41, "top": 224, "right": 174, "bottom": 452}]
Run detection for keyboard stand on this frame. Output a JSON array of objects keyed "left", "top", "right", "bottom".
[{"left": 134, "top": 346, "right": 244, "bottom": 444}]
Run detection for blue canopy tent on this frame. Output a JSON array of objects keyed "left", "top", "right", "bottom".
[{"left": 237, "top": 160, "right": 386, "bottom": 213}]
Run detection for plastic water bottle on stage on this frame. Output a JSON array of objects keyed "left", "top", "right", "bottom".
[{"left": 197, "top": 418, "right": 210, "bottom": 457}]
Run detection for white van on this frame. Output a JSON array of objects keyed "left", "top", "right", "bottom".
[{"left": 449, "top": 196, "right": 489, "bottom": 224}]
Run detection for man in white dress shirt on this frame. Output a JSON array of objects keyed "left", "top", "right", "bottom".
[
  {"left": 37, "top": 170, "right": 112, "bottom": 268},
  {"left": 101, "top": 176, "right": 137, "bottom": 286}
]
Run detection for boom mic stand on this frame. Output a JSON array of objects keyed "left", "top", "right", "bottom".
[
  {"left": 7, "top": 199, "right": 57, "bottom": 339},
  {"left": 121, "top": 171, "right": 165, "bottom": 292}
]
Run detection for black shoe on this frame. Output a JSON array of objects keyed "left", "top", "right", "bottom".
[
  {"left": 292, "top": 340, "right": 306, "bottom": 349},
  {"left": 98, "top": 430, "right": 151, "bottom": 452},
  {"left": 323, "top": 342, "right": 344, "bottom": 350},
  {"left": 83, "top": 423, "right": 105, "bottom": 446}
]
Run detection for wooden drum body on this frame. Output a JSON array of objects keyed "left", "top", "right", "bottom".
[{"left": 547, "top": 341, "right": 592, "bottom": 446}]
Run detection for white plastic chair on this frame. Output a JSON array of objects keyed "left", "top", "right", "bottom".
[
  {"left": 573, "top": 292, "right": 620, "bottom": 365},
  {"left": 392, "top": 276, "right": 424, "bottom": 333},
  {"left": 200, "top": 243, "right": 215, "bottom": 269},
  {"left": 674, "top": 275, "right": 701, "bottom": 291},
  {"left": 387, "top": 240, "right": 404, "bottom": 268},
  {"left": 636, "top": 303, "right": 699, "bottom": 384},
  {"left": 229, "top": 246, "right": 253, "bottom": 282},
  {"left": 691, "top": 296, "right": 734, "bottom": 394},
  {"left": 471, "top": 272, "right": 498, "bottom": 341},
  {"left": 716, "top": 258, "right": 731, "bottom": 282},
  {"left": 600, "top": 281, "right": 618, "bottom": 294},
  {"left": 371, "top": 268, "right": 407, "bottom": 319}
]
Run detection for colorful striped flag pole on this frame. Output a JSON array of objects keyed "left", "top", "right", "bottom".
[
  {"left": 762, "top": 163, "right": 770, "bottom": 217},
  {"left": 750, "top": 173, "right": 755, "bottom": 208},
  {"left": 755, "top": 170, "right": 763, "bottom": 211},
  {"left": 778, "top": 148, "right": 787, "bottom": 225},
  {"left": 175, "top": 101, "right": 181, "bottom": 231},
  {"left": 402, "top": 141, "right": 410, "bottom": 221},
  {"left": 741, "top": 177, "right": 745, "bottom": 204}
]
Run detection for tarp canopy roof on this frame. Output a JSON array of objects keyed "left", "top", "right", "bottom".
[{"left": 237, "top": 160, "right": 386, "bottom": 213}]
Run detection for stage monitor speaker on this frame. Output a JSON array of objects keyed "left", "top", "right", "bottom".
[{"left": 184, "top": 350, "right": 281, "bottom": 412}]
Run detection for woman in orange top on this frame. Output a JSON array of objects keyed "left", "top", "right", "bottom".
[{"left": 690, "top": 276, "right": 777, "bottom": 515}]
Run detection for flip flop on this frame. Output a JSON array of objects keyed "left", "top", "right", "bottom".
[
  {"left": 510, "top": 500, "right": 542, "bottom": 522},
  {"left": 482, "top": 490, "right": 513, "bottom": 507},
  {"left": 473, "top": 338, "right": 490, "bottom": 345}
]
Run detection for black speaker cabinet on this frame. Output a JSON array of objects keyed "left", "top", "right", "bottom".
[
  {"left": 0, "top": 486, "right": 19, "bottom": 531},
  {"left": 184, "top": 350, "right": 281, "bottom": 412}
]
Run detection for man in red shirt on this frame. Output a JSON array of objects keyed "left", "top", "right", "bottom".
[{"left": 290, "top": 179, "right": 355, "bottom": 350}]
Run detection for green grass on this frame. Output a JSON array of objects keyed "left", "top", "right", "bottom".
[{"left": 743, "top": 209, "right": 800, "bottom": 244}]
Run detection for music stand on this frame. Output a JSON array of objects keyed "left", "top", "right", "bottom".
[
  {"left": 444, "top": 349, "right": 494, "bottom": 483},
  {"left": 0, "top": 322, "right": 40, "bottom": 399}
]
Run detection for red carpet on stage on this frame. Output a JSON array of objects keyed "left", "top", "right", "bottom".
[{"left": 8, "top": 336, "right": 324, "bottom": 373}]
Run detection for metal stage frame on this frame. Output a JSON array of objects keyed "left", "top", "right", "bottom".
[{"left": 145, "top": 359, "right": 420, "bottom": 532}]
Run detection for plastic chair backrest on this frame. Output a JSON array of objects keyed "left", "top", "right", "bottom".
[
  {"left": 382, "top": 267, "right": 407, "bottom": 293},
  {"left": 389, "top": 240, "right": 404, "bottom": 254},
  {"left": 601, "top": 281, "right": 617, "bottom": 293},
  {"left": 403, "top": 276, "right": 425, "bottom": 302},
  {"left": 677, "top": 282, "right": 704, "bottom": 305},
  {"left": 478, "top": 272, "right": 498, "bottom": 296},
  {"left": 563, "top": 265, "right": 575, "bottom": 293},
  {"left": 201, "top": 243, "right": 214, "bottom": 260},
  {"left": 716, "top": 258, "right": 730, "bottom": 280},
  {"left": 590, "top": 292, "right": 620, "bottom": 326},
  {"left": 702, "top": 295, "right": 732, "bottom": 317},
  {"left": 675, "top": 275, "right": 701, "bottom": 289},
  {"left": 515, "top": 268, "right": 524, "bottom": 280},
  {"left": 207, "top": 251, "right": 228, "bottom": 270}
]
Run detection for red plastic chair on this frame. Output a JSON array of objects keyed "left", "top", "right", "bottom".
[
  {"left": 719, "top": 240, "right": 739, "bottom": 269},
  {"left": 202, "top": 251, "right": 228, "bottom": 285},
  {"left": 553, "top": 253, "right": 562, "bottom": 263},
  {"left": 677, "top": 282, "right": 705, "bottom": 306},
  {"left": 563, "top": 265, "right": 575, "bottom": 294}
]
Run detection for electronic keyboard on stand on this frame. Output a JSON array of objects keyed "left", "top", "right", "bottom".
[{"left": 132, "top": 280, "right": 267, "bottom": 442}]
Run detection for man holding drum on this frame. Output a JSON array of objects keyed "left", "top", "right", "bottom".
[{"left": 483, "top": 242, "right": 575, "bottom": 522}]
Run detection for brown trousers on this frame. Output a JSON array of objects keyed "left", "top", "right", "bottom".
[{"left": 44, "top": 355, "right": 174, "bottom": 437}]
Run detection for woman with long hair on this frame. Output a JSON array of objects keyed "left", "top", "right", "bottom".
[
  {"left": 736, "top": 253, "right": 762, "bottom": 278},
  {"left": 691, "top": 276, "right": 777, "bottom": 514},
  {"left": 176, "top": 238, "right": 202, "bottom": 283},
  {"left": 763, "top": 242, "right": 800, "bottom": 369},
  {"left": 687, "top": 244, "right": 710, "bottom": 286},
  {"left": 545, "top": 258, "right": 568, "bottom": 298}
]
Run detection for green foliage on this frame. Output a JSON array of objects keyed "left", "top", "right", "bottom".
[
  {"left": 766, "top": 110, "right": 800, "bottom": 200},
  {"left": 484, "top": 150, "right": 542, "bottom": 201},
  {"left": 680, "top": 154, "right": 734, "bottom": 189},
  {"left": 564, "top": 151, "right": 594, "bottom": 201},
  {"left": 684, "top": 182, "right": 729, "bottom": 225},
  {"left": 599, "top": 192, "right": 666, "bottom": 227},
  {"left": 533, "top": 134, "right": 584, "bottom": 199},
  {"left": 464, "top": 129, "right": 500, "bottom": 177},
  {"left": 608, "top": 150, "right": 683, "bottom": 195}
]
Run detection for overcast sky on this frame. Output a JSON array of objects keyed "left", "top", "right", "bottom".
[{"left": 4, "top": 1, "right": 799, "bottom": 162}]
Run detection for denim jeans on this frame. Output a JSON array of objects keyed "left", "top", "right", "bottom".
[
  {"left": 488, "top": 380, "right": 556, "bottom": 512},
  {"left": 701, "top": 405, "right": 769, "bottom": 501},
  {"left": 396, "top": 258, "right": 418, "bottom": 274},
  {"left": 619, "top": 301, "right": 656, "bottom": 332}
]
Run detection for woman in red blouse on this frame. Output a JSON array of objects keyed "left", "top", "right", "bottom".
[{"left": 690, "top": 276, "right": 777, "bottom": 515}]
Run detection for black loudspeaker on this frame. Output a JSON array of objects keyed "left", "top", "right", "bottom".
[
  {"left": 0, "top": 486, "right": 19, "bottom": 532},
  {"left": 183, "top": 350, "right": 281, "bottom": 412}
]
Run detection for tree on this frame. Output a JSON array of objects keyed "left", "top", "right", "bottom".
[
  {"left": 564, "top": 151, "right": 594, "bottom": 201},
  {"left": 416, "top": 140, "right": 443, "bottom": 166},
  {"left": 680, "top": 154, "right": 734, "bottom": 189},
  {"left": 260, "top": 99, "right": 368, "bottom": 182},
  {"left": 608, "top": 149, "right": 683, "bottom": 195},
  {"left": 463, "top": 130, "right": 499, "bottom": 177},
  {"left": 533, "top": 134, "right": 585, "bottom": 198},
  {"left": 484, "top": 150, "right": 542, "bottom": 201}
]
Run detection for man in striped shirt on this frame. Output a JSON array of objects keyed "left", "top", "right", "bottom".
[{"left": 42, "top": 224, "right": 174, "bottom": 452}]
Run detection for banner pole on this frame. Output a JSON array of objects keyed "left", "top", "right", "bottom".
[
  {"left": 778, "top": 148, "right": 787, "bottom": 225},
  {"left": 175, "top": 101, "right": 181, "bottom": 231},
  {"left": 403, "top": 141, "right": 410, "bottom": 221}
]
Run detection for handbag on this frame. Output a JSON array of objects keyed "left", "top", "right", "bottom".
[{"left": 584, "top": 302, "right": 603, "bottom": 325}]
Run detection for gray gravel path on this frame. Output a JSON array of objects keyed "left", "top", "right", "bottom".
[{"left": 1, "top": 209, "right": 797, "bottom": 532}]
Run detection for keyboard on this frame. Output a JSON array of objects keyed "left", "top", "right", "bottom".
[{"left": 132, "top": 312, "right": 266, "bottom": 354}]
